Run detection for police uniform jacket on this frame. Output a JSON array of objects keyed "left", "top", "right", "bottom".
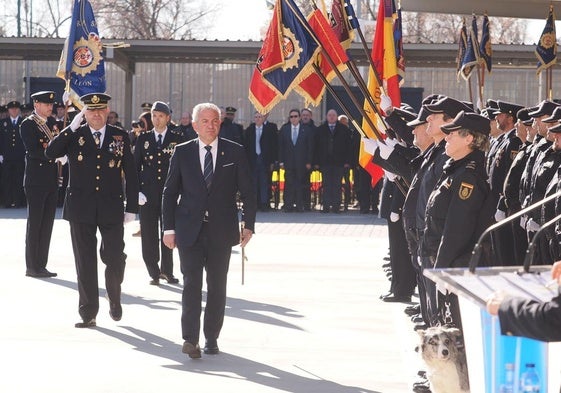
[
  {"left": 0, "top": 116, "right": 25, "bottom": 160},
  {"left": 520, "top": 136, "right": 550, "bottom": 208},
  {"left": 500, "top": 142, "right": 531, "bottom": 213},
  {"left": 488, "top": 128, "right": 522, "bottom": 199},
  {"left": 485, "top": 133, "right": 506, "bottom": 174},
  {"left": 219, "top": 118, "right": 244, "bottom": 145},
  {"left": 19, "top": 114, "right": 59, "bottom": 189},
  {"left": 134, "top": 128, "right": 185, "bottom": 204},
  {"left": 421, "top": 149, "right": 490, "bottom": 268},
  {"left": 523, "top": 145, "right": 561, "bottom": 221},
  {"left": 498, "top": 288, "right": 561, "bottom": 342},
  {"left": 45, "top": 123, "right": 139, "bottom": 225},
  {"left": 384, "top": 111, "right": 414, "bottom": 146}
]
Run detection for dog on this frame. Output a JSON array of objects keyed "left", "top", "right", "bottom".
[{"left": 415, "top": 326, "right": 470, "bottom": 393}]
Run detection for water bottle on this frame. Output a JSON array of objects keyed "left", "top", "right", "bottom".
[
  {"left": 499, "top": 362, "right": 514, "bottom": 393},
  {"left": 520, "top": 363, "right": 541, "bottom": 393}
]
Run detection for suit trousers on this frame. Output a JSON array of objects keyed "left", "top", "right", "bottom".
[
  {"left": 178, "top": 223, "right": 232, "bottom": 344},
  {"left": 321, "top": 165, "right": 344, "bottom": 209},
  {"left": 24, "top": 186, "right": 58, "bottom": 272},
  {"left": 140, "top": 201, "right": 173, "bottom": 279},
  {"left": 253, "top": 155, "right": 270, "bottom": 206},
  {"left": 69, "top": 221, "right": 126, "bottom": 321}
]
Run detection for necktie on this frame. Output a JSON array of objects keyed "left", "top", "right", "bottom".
[
  {"left": 12, "top": 119, "right": 16, "bottom": 126},
  {"left": 203, "top": 145, "right": 213, "bottom": 188},
  {"left": 292, "top": 127, "right": 298, "bottom": 145},
  {"left": 329, "top": 124, "right": 335, "bottom": 134},
  {"left": 93, "top": 131, "right": 101, "bottom": 148},
  {"left": 157, "top": 134, "right": 163, "bottom": 148},
  {"left": 256, "top": 127, "right": 262, "bottom": 155}
]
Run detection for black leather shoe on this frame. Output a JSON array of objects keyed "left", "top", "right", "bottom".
[
  {"left": 204, "top": 339, "right": 219, "bottom": 355},
  {"left": 404, "top": 304, "right": 421, "bottom": 316},
  {"left": 379, "top": 292, "right": 392, "bottom": 300},
  {"left": 413, "top": 323, "right": 429, "bottom": 331},
  {"left": 149, "top": 278, "right": 160, "bottom": 285},
  {"left": 159, "top": 273, "right": 179, "bottom": 284},
  {"left": 26, "top": 268, "right": 57, "bottom": 278},
  {"left": 182, "top": 341, "right": 201, "bottom": 359},
  {"left": 109, "top": 303, "right": 122, "bottom": 321},
  {"left": 75, "top": 319, "right": 96, "bottom": 328},
  {"left": 381, "top": 294, "right": 411, "bottom": 303}
]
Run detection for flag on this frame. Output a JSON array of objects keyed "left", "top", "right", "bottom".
[
  {"left": 536, "top": 6, "right": 557, "bottom": 75},
  {"left": 294, "top": 6, "right": 350, "bottom": 106},
  {"left": 249, "top": 0, "right": 321, "bottom": 113},
  {"left": 479, "top": 13, "right": 492, "bottom": 73},
  {"left": 329, "top": 0, "right": 355, "bottom": 49},
  {"left": 456, "top": 18, "right": 467, "bottom": 80},
  {"left": 394, "top": 4, "right": 405, "bottom": 85},
  {"left": 56, "top": 0, "right": 106, "bottom": 106},
  {"left": 460, "top": 15, "right": 480, "bottom": 81},
  {"left": 359, "top": 0, "right": 400, "bottom": 185}
]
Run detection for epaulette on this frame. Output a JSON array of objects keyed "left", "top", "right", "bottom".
[
  {"left": 465, "top": 160, "right": 477, "bottom": 170},
  {"left": 170, "top": 128, "right": 182, "bottom": 135}
]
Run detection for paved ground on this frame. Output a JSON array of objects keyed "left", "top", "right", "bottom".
[{"left": 1, "top": 207, "right": 423, "bottom": 393}]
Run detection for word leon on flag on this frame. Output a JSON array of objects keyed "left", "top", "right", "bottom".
[{"left": 249, "top": 0, "right": 321, "bottom": 113}]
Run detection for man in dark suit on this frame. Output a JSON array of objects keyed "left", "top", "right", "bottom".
[
  {"left": 19, "top": 91, "right": 62, "bottom": 278},
  {"left": 244, "top": 111, "right": 278, "bottom": 211},
  {"left": 162, "top": 102, "right": 256, "bottom": 358},
  {"left": 278, "top": 109, "right": 313, "bottom": 212},
  {"left": 0, "top": 100, "right": 26, "bottom": 208},
  {"left": 46, "top": 92, "right": 139, "bottom": 328},
  {"left": 134, "top": 101, "right": 185, "bottom": 285}
]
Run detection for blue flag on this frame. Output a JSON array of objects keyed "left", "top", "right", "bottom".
[
  {"left": 460, "top": 15, "right": 480, "bottom": 81},
  {"left": 536, "top": 6, "right": 557, "bottom": 75},
  {"left": 479, "top": 14, "right": 492, "bottom": 73},
  {"left": 57, "top": 0, "right": 106, "bottom": 105},
  {"left": 456, "top": 18, "right": 467, "bottom": 80}
]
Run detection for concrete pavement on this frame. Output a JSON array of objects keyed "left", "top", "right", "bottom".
[{"left": 1, "top": 207, "right": 423, "bottom": 393}]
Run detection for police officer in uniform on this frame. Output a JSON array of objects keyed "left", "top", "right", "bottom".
[
  {"left": 134, "top": 101, "right": 185, "bottom": 285},
  {"left": 219, "top": 106, "right": 244, "bottom": 145},
  {"left": 0, "top": 100, "right": 26, "bottom": 208},
  {"left": 46, "top": 93, "right": 139, "bottom": 328},
  {"left": 19, "top": 91, "right": 62, "bottom": 278}
]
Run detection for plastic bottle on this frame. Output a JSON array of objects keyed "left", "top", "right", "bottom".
[
  {"left": 520, "top": 363, "right": 541, "bottom": 393},
  {"left": 499, "top": 362, "right": 514, "bottom": 393}
]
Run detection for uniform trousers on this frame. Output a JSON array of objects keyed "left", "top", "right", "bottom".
[
  {"left": 140, "top": 199, "right": 173, "bottom": 279},
  {"left": 24, "top": 186, "right": 57, "bottom": 272},
  {"left": 2, "top": 160, "right": 25, "bottom": 207},
  {"left": 69, "top": 221, "right": 126, "bottom": 321},
  {"left": 404, "top": 223, "right": 430, "bottom": 325},
  {"left": 178, "top": 223, "right": 232, "bottom": 344},
  {"left": 387, "top": 217, "right": 416, "bottom": 297}
]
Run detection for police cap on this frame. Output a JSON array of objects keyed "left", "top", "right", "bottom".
[
  {"left": 547, "top": 122, "right": 561, "bottom": 133},
  {"left": 422, "top": 94, "right": 443, "bottom": 105},
  {"left": 440, "top": 110, "right": 491, "bottom": 136},
  {"left": 494, "top": 100, "right": 524, "bottom": 117},
  {"left": 151, "top": 101, "right": 171, "bottom": 115},
  {"left": 516, "top": 108, "right": 534, "bottom": 126},
  {"left": 406, "top": 106, "right": 431, "bottom": 127},
  {"left": 141, "top": 102, "right": 152, "bottom": 111},
  {"left": 225, "top": 106, "right": 237, "bottom": 114},
  {"left": 80, "top": 93, "right": 111, "bottom": 109},
  {"left": 31, "top": 91, "right": 56, "bottom": 104},
  {"left": 425, "top": 97, "right": 474, "bottom": 118},
  {"left": 528, "top": 100, "right": 560, "bottom": 118},
  {"left": 6, "top": 100, "right": 21, "bottom": 109},
  {"left": 542, "top": 107, "right": 561, "bottom": 123},
  {"left": 393, "top": 107, "right": 417, "bottom": 123}
]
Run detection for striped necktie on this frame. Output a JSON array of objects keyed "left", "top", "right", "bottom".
[
  {"left": 93, "top": 131, "right": 101, "bottom": 148},
  {"left": 203, "top": 145, "right": 213, "bottom": 188}
]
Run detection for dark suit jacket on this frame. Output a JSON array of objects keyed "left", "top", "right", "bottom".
[
  {"left": 499, "top": 288, "right": 561, "bottom": 342},
  {"left": 134, "top": 128, "right": 185, "bottom": 204},
  {"left": 162, "top": 138, "right": 256, "bottom": 248},
  {"left": 314, "top": 121, "right": 352, "bottom": 167},
  {"left": 243, "top": 122, "right": 278, "bottom": 168},
  {"left": 19, "top": 115, "right": 58, "bottom": 189},
  {"left": 278, "top": 123, "right": 313, "bottom": 171},
  {"left": 45, "top": 123, "right": 139, "bottom": 225}
]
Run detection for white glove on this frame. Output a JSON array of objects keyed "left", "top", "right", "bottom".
[
  {"left": 62, "top": 91, "right": 71, "bottom": 106},
  {"left": 520, "top": 216, "right": 528, "bottom": 230},
  {"left": 138, "top": 192, "right": 147, "bottom": 206},
  {"left": 361, "top": 138, "right": 379, "bottom": 155},
  {"left": 385, "top": 138, "right": 399, "bottom": 148},
  {"left": 494, "top": 209, "right": 506, "bottom": 222},
  {"left": 526, "top": 218, "right": 540, "bottom": 233},
  {"left": 384, "top": 170, "right": 397, "bottom": 182},
  {"left": 380, "top": 94, "right": 393, "bottom": 114},
  {"left": 390, "top": 212, "right": 400, "bottom": 222},
  {"left": 0, "top": 155, "right": 3, "bottom": 164},
  {"left": 378, "top": 141, "right": 395, "bottom": 159},
  {"left": 55, "top": 155, "right": 68, "bottom": 165},
  {"left": 123, "top": 212, "right": 136, "bottom": 224},
  {"left": 70, "top": 106, "right": 88, "bottom": 131}
]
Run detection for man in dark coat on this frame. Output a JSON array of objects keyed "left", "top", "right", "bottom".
[
  {"left": 19, "top": 91, "right": 61, "bottom": 278},
  {"left": 46, "top": 92, "right": 139, "bottom": 328},
  {"left": 134, "top": 101, "right": 185, "bottom": 285},
  {"left": 162, "top": 102, "right": 256, "bottom": 358},
  {"left": 0, "top": 100, "right": 26, "bottom": 207}
]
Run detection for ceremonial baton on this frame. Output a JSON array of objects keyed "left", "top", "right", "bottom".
[{"left": 240, "top": 221, "right": 248, "bottom": 285}]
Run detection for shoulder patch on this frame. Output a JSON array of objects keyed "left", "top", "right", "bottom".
[{"left": 459, "top": 182, "right": 474, "bottom": 200}]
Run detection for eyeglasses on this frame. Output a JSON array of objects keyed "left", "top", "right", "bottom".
[{"left": 290, "top": 115, "right": 299, "bottom": 118}]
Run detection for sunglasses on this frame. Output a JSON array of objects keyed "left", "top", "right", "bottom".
[{"left": 290, "top": 115, "right": 299, "bottom": 118}]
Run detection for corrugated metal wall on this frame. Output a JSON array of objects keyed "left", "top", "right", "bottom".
[{"left": 0, "top": 59, "right": 552, "bottom": 129}]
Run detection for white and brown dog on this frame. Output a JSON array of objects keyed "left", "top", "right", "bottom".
[{"left": 416, "top": 326, "right": 470, "bottom": 393}]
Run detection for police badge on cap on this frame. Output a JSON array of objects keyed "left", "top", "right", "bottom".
[
  {"left": 31, "top": 91, "right": 56, "bottom": 104},
  {"left": 80, "top": 93, "right": 111, "bottom": 109}
]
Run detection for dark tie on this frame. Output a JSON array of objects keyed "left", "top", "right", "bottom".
[
  {"left": 329, "top": 124, "right": 335, "bottom": 134},
  {"left": 157, "top": 134, "right": 163, "bottom": 148},
  {"left": 203, "top": 145, "right": 213, "bottom": 188},
  {"left": 93, "top": 131, "right": 101, "bottom": 148},
  {"left": 12, "top": 119, "right": 16, "bottom": 126},
  {"left": 292, "top": 127, "right": 298, "bottom": 145}
]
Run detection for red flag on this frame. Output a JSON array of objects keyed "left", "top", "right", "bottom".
[{"left": 295, "top": 8, "right": 349, "bottom": 106}]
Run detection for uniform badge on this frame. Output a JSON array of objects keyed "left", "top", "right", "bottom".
[
  {"left": 78, "top": 154, "right": 83, "bottom": 161},
  {"left": 79, "top": 136, "right": 85, "bottom": 146},
  {"left": 459, "top": 182, "right": 474, "bottom": 200},
  {"left": 42, "top": 142, "right": 48, "bottom": 149},
  {"left": 144, "top": 141, "right": 149, "bottom": 150},
  {"left": 109, "top": 159, "right": 115, "bottom": 168},
  {"left": 510, "top": 150, "right": 519, "bottom": 160},
  {"left": 149, "top": 155, "right": 153, "bottom": 160}
]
